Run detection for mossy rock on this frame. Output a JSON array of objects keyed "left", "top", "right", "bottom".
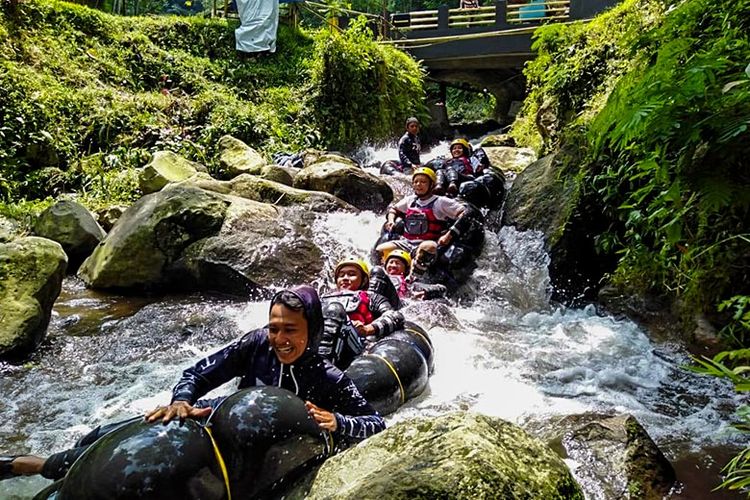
[
  {"left": 189, "top": 174, "right": 355, "bottom": 213},
  {"left": 293, "top": 160, "right": 393, "bottom": 212},
  {"left": 138, "top": 151, "right": 208, "bottom": 194},
  {"left": 481, "top": 134, "right": 516, "bottom": 148},
  {"left": 79, "top": 185, "right": 231, "bottom": 290},
  {"left": 288, "top": 412, "right": 583, "bottom": 500},
  {"left": 33, "top": 200, "right": 106, "bottom": 272},
  {"left": 217, "top": 135, "right": 266, "bottom": 178},
  {"left": 483, "top": 146, "right": 537, "bottom": 174},
  {"left": 0, "top": 236, "right": 67, "bottom": 358},
  {"left": 259, "top": 165, "right": 294, "bottom": 186}
]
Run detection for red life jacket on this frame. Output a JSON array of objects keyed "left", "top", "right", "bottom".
[
  {"left": 404, "top": 197, "right": 447, "bottom": 241},
  {"left": 389, "top": 274, "right": 409, "bottom": 298},
  {"left": 327, "top": 290, "right": 374, "bottom": 330},
  {"left": 447, "top": 157, "right": 473, "bottom": 176}
]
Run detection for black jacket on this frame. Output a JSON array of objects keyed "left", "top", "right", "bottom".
[
  {"left": 172, "top": 329, "right": 385, "bottom": 439},
  {"left": 398, "top": 131, "right": 421, "bottom": 170}
]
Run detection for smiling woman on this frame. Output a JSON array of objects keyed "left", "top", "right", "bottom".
[{"left": 0, "top": 285, "right": 385, "bottom": 490}]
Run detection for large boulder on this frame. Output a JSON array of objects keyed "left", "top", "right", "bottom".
[
  {"left": 179, "top": 206, "right": 324, "bottom": 295},
  {"left": 260, "top": 164, "right": 294, "bottom": 186},
  {"left": 217, "top": 135, "right": 266, "bottom": 178},
  {"left": 501, "top": 147, "right": 616, "bottom": 303},
  {"left": 290, "top": 412, "right": 583, "bottom": 499},
  {"left": 79, "top": 184, "right": 326, "bottom": 294},
  {"left": 139, "top": 151, "right": 207, "bottom": 194},
  {"left": 481, "top": 133, "right": 516, "bottom": 148},
  {"left": 79, "top": 185, "right": 232, "bottom": 290},
  {"left": 190, "top": 174, "right": 355, "bottom": 213},
  {"left": 529, "top": 413, "right": 676, "bottom": 500},
  {"left": 0, "top": 237, "right": 67, "bottom": 358},
  {"left": 483, "top": 146, "right": 537, "bottom": 175},
  {"left": 293, "top": 159, "right": 393, "bottom": 212},
  {"left": 33, "top": 200, "right": 106, "bottom": 272}
]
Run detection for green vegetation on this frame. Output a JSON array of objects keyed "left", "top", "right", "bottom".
[
  {"left": 513, "top": 0, "right": 750, "bottom": 328},
  {"left": 512, "top": 0, "right": 750, "bottom": 492},
  {"left": 0, "top": 0, "right": 424, "bottom": 216},
  {"left": 445, "top": 87, "right": 496, "bottom": 123}
]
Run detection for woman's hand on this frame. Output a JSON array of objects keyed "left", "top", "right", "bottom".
[
  {"left": 353, "top": 321, "right": 376, "bottom": 336},
  {"left": 145, "top": 401, "right": 211, "bottom": 424},
  {"left": 305, "top": 401, "right": 338, "bottom": 432}
]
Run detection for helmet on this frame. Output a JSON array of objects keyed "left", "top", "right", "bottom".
[
  {"left": 458, "top": 180, "right": 491, "bottom": 208},
  {"left": 412, "top": 167, "right": 437, "bottom": 185},
  {"left": 334, "top": 256, "right": 370, "bottom": 289},
  {"left": 405, "top": 116, "right": 420, "bottom": 127},
  {"left": 450, "top": 138, "right": 472, "bottom": 156},
  {"left": 384, "top": 249, "right": 412, "bottom": 269}
]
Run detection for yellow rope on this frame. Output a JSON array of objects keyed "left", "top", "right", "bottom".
[
  {"left": 369, "top": 354, "right": 405, "bottom": 404},
  {"left": 405, "top": 327, "right": 431, "bottom": 350},
  {"left": 204, "top": 425, "right": 232, "bottom": 500}
]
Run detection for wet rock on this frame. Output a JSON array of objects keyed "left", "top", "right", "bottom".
[
  {"left": 483, "top": 146, "right": 536, "bottom": 174},
  {"left": 189, "top": 174, "right": 354, "bottom": 213},
  {"left": 0, "top": 237, "right": 67, "bottom": 358},
  {"left": 79, "top": 185, "right": 231, "bottom": 290},
  {"left": 481, "top": 133, "right": 516, "bottom": 148},
  {"left": 293, "top": 159, "right": 393, "bottom": 212},
  {"left": 138, "top": 151, "right": 207, "bottom": 194},
  {"left": 33, "top": 200, "right": 106, "bottom": 272},
  {"left": 288, "top": 412, "right": 582, "bottom": 499},
  {"left": 180, "top": 206, "right": 324, "bottom": 295},
  {"left": 529, "top": 413, "right": 676, "bottom": 500},
  {"left": 502, "top": 147, "right": 616, "bottom": 304},
  {"left": 217, "top": 135, "right": 266, "bottom": 178},
  {"left": 259, "top": 164, "right": 294, "bottom": 186},
  {"left": 95, "top": 205, "right": 129, "bottom": 232},
  {"left": 300, "top": 149, "right": 357, "bottom": 168}
]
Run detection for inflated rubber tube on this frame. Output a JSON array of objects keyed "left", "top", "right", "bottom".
[
  {"left": 45, "top": 387, "right": 328, "bottom": 500},
  {"left": 346, "top": 323, "right": 433, "bottom": 416}
]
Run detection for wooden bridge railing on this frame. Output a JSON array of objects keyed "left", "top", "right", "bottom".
[{"left": 390, "top": 0, "right": 578, "bottom": 33}]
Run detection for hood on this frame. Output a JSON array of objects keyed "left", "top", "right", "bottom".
[{"left": 270, "top": 285, "right": 323, "bottom": 353}]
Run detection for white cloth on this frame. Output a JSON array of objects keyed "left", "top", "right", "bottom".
[{"left": 235, "top": 0, "right": 279, "bottom": 53}]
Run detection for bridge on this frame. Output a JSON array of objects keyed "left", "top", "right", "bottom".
[{"left": 379, "top": 0, "right": 620, "bottom": 125}]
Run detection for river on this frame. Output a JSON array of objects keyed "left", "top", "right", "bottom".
[{"left": 0, "top": 144, "right": 745, "bottom": 499}]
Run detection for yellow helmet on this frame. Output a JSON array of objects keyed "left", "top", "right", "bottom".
[
  {"left": 334, "top": 256, "right": 370, "bottom": 289},
  {"left": 450, "top": 138, "right": 472, "bottom": 155},
  {"left": 412, "top": 166, "right": 437, "bottom": 185},
  {"left": 384, "top": 249, "right": 412, "bottom": 269}
]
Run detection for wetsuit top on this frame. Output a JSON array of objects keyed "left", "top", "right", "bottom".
[
  {"left": 398, "top": 131, "right": 421, "bottom": 170},
  {"left": 446, "top": 157, "right": 474, "bottom": 176},
  {"left": 321, "top": 290, "right": 404, "bottom": 339},
  {"left": 171, "top": 328, "right": 385, "bottom": 439}
]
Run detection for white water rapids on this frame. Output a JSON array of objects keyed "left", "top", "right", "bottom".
[{"left": 0, "top": 144, "right": 745, "bottom": 499}]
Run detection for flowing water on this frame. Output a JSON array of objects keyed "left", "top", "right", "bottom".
[{"left": 0, "top": 144, "right": 745, "bottom": 499}]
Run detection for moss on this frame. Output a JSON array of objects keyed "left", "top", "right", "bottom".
[{"left": 0, "top": 0, "right": 424, "bottom": 202}]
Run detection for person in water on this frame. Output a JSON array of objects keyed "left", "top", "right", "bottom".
[
  {"left": 397, "top": 116, "right": 422, "bottom": 173},
  {"left": 319, "top": 257, "right": 404, "bottom": 370},
  {"left": 434, "top": 138, "right": 486, "bottom": 197},
  {"left": 0, "top": 285, "right": 385, "bottom": 483},
  {"left": 383, "top": 249, "right": 448, "bottom": 301},
  {"left": 376, "top": 167, "right": 467, "bottom": 274}
]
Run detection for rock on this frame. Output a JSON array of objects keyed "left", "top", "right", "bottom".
[
  {"left": 217, "top": 135, "right": 266, "bottom": 178},
  {"left": 529, "top": 413, "right": 676, "bottom": 500},
  {"left": 481, "top": 133, "right": 516, "bottom": 148},
  {"left": 179, "top": 206, "right": 324, "bottom": 295},
  {"left": 0, "top": 216, "right": 19, "bottom": 243},
  {"left": 537, "top": 96, "right": 561, "bottom": 148},
  {"left": 79, "top": 185, "right": 231, "bottom": 290},
  {"left": 483, "top": 146, "right": 536, "bottom": 174},
  {"left": 33, "top": 200, "right": 106, "bottom": 272},
  {"left": 95, "top": 205, "right": 129, "bottom": 232},
  {"left": 0, "top": 237, "right": 67, "bottom": 358},
  {"left": 189, "top": 174, "right": 355, "bottom": 213},
  {"left": 293, "top": 159, "right": 393, "bottom": 212},
  {"left": 502, "top": 147, "right": 616, "bottom": 303},
  {"left": 300, "top": 149, "right": 358, "bottom": 168},
  {"left": 79, "top": 184, "right": 327, "bottom": 294},
  {"left": 139, "top": 151, "right": 206, "bottom": 194},
  {"left": 289, "top": 412, "right": 583, "bottom": 499},
  {"left": 259, "top": 164, "right": 294, "bottom": 186}
]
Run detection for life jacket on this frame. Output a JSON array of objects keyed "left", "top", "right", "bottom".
[
  {"left": 404, "top": 197, "right": 447, "bottom": 241},
  {"left": 325, "top": 290, "right": 374, "bottom": 330},
  {"left": 389, "top": 274, "right": 409, "bottom": 298},
  {"left": 446, "top": 157, "right": 473, "bottom": 176}
]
